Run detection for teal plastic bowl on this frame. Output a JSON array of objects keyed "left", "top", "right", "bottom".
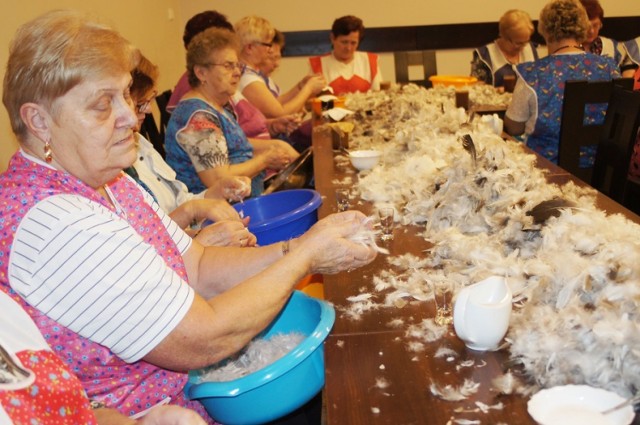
[{"left": 184, "top": 291, "right": 335, "bottom": 425}]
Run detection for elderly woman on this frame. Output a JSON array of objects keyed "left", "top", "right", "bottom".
[
  {"left": 165, "top": 27, "right": 298, "bottom": 197},
  {"left": 309, "top": 15, "right": 383, "bottom": 95},
  {"left": 0, "top": 292, "right": 206, "bottom": 424},
  {"left": 471, "top": 9, "right": 539, "bottom": 88},
  {"left": 504, "top": 0, "right": 619, "bottom": 166},
  {"left": 0, "top": 10, "right": 376, "bottom": 422},
  {"left": 237, "top": 16, "right": 325, "bottom": 120},
  {"left": 167, "top": 10, "right": 235, "bottom": 113},
  {"left": 130, "top": 53, "right": 256, "bottom": 247},
  {"left": 579, "top": 0, "right": 637, "bottom": 78}
]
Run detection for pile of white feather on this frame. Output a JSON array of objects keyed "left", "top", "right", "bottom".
[
  {"left": 341, "top": 84, "right": 640, "bottom": 397},
  {"left": 193, "top": 333, "right": 305, "bottom": 383}
]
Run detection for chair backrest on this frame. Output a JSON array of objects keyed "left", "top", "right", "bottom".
[
  {"left": 156, "top": 89, "right": 172, "bottom": 130},
  {"left": 558, "top": 78, "right": 634, "bottom": 182},
  {"left": 591, "top": 86, "right": 640, "bottom": 204},
  {"left": 393, "top": 50, "right": 437, "bottom": 88},
  {"left": 138, "top": 113, "right": 165, "bottom": 159},
  {"left": 150, "top": 89, "right": 172, "bottom": 159}
]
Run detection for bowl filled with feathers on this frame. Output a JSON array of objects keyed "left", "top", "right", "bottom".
[{"left": 184, "top": 291, "right": 335, "bottom": 425}]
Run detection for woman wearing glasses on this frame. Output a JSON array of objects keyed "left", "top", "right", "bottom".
[
  {"left": 164, "top": 27, "right": 298, "bottom": 197},
  {"left": 471, "top": 9, "right": 539, "bottom": 88},
  {"left": 130, "top": 54, "right": 256, "bottom": 248},
  {"left": 236, "top": 16, "right": 324, "bottom": 122},
  {"left": 579, "top": 0, "right": 637, "bottom": 78}
]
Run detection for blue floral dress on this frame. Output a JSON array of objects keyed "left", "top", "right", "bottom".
[
  {"left": 165, "top": 98, "right": 264, "bottom": 197},
  {"left": 517, "top": 53, "right": 619, "bottom": 166}
]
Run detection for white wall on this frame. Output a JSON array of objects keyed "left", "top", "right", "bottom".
[{"left": 1, "top": 1, "right": 638, "bottom": 170}]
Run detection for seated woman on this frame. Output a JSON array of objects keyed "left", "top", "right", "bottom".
[
  {"left": 579, "top": 0, "right": 637, "bottom": 78},
  {"left": 0, "top": 9, "right": 376, "bottom": 421},
  {"left": 309, "top": 15, "right": 382, "bottom": 95},
  {"left": 504, "top": 0, "right": 620, "bottom": 166},
  {"left": 471, "top": 9, "right": 539, "bottom": 88},
  {"left": 259, "top": 29, "right": 316, "bottom": 151},
  {"left": 167, "top": 10, "right": 235, "bottom": 113},
  {"left": 0, "top": 291, "right": 206, "bottom": 425},
  {"left": 236, "top": 16, "right": 325, "bottom": 119},
  {"left": 130, "top": 53, "right": 256, "bottom": 247},
  {"left": 164, "top": 27, "right": 299, "bottom": 197}
]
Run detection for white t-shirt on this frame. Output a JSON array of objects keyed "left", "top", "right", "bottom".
[
  {"left": 133, "top": 133, "right": 203, "bottom": 214},
  {"left": 8, "top": 170, "right": 194, "bottom": 363}
]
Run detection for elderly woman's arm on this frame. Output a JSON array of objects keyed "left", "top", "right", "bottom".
[
  {"left": 242, "top": 76, "right": 325, "bottom": 118},
  {"left": 196, "top": 146, "right": 293, "bottom": 188},
  {"left": 143, "top": 211, "right": 376, "bottom": 371},
  {"left": 504, "top": 77, "right": 534, "bottom": 136}
]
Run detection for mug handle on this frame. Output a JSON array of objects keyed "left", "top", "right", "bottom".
[{"left": 453, "top": 289, "right": 471, "bottom": 341}]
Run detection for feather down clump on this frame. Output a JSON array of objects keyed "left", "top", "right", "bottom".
[
  {"left": 340, "top": 84, "right": 640, "bottom": 397},
  {"left": 193, "top": 333, "right": 305, "bottom": 383}
]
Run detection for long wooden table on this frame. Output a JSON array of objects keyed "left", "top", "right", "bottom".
[{"left": 312, "top": 126, "right": 640, "bottom": 425}]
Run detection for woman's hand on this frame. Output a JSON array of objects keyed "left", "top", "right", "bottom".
[
  {"left": 137, "top": 405, "right": 207, "bottom": 425},
  {"left": 187, "top": 199, "right": 242, "bottom": 223},
  {"left": 205, "top": 175, "right": 251, "bottom": 202},
  {"left": 259, "top": 141, "right": 299, "bottom": 170},
  {"left": 195, "top": 220, "right": 256, "bottom": 247},
  {"left": 268, "top": 114, "right": 302, "bottom": 136},
  {"left": 302, "top": 74, "right": 328, "bottom": 97},
  {"left": 292, "top": 211, "right": 377, "bottom": 274}
]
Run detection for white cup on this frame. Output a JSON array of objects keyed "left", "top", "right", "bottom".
[{"left": 453, "top": 276, "right": 512, "bottom": 351}]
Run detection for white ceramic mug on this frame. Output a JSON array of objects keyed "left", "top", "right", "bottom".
[{"left": 453, "top": 276, "right": 512, "bottom": 351}]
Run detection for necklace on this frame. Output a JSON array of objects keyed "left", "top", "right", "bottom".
[{"left": 552, "top": 44, "right": 582, "bottom": 54}]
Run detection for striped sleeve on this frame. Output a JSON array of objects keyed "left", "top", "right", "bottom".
[
  {"left": 135, "top": 179, "right": 193, "bottom": 255},
  {"left": 8, "top": 194, "right": 195, "bottom": 363}
]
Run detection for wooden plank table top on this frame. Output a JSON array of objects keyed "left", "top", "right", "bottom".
[{"left": 313, "top": 126, "right": 640, "bottom": 425}]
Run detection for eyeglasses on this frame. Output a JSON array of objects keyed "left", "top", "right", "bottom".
[
  {"left": 203, "top": 61, "right": 243, "bottom": 72},
  {"left": 507, "top": 37, "right": 530, "bottom": 48},
  {"left": 135, "top": 90, "right": 157, "bottom": 114}
]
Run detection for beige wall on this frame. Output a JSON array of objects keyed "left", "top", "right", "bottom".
[
  {"left": 1, "top": 1, "right": 638, "bottom": 171},
  {"left": 0, "top": 1, "right": 185, "bottom": 170}
]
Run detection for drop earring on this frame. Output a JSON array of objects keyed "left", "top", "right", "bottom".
[{"left": 44, "top": 141, "right": 52, "bottom": 163}]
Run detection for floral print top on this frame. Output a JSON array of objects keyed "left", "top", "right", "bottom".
[{"left": 516, "top": 53, "right": 619, "bottom": 166}]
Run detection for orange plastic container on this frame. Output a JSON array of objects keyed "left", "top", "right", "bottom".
[
  {"left": 429, "top": 75, "right": 478, "bottom": 88},
  {"left": 295, "top": 273, "right": 324, "bottom": 299}
]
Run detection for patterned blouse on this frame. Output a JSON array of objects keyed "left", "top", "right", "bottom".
[
  {"left": 509, "top": 53, "right": 619, "bottom": 166},
  {"left": 165, "top": 98, "right": 263, "bottom": 197}
]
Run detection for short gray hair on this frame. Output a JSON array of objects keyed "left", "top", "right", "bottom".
[{"left": 2, "top": 9, "right": 136, "bottom": 141}]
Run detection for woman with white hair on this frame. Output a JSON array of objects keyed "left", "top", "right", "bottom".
[
  {"left": 471, "top": 9, "right": 539, "bottom": 88},
  {"left": 236, "top": 16, "right": 324, "bottom": 119}
]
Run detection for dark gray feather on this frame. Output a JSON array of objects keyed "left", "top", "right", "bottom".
[
  {"left": 526, "top": 198, "right": 577, "bottom": 224},
  {"left": 460, "top": 134, "right": 477, "bottom": 166}
]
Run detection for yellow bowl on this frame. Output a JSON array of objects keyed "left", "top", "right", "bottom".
[{"left": 429, "top": 75, "right": 478, "bottom": 88}]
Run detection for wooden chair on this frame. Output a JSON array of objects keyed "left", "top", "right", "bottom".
[
  {"left": 393, "top": 50, "right": 437, "bottom": 88},
  {"left": 591, "top": 86, "right": 640, "bottom": 207},
  {"left": 138, "top": 89, "right": 173, "bottom": 159},
  {"left": 557, "top": 78, "right": 633, "bottom": 182},
  {"left": 138, "top": 113, "right": 165, "bottom": 159}
]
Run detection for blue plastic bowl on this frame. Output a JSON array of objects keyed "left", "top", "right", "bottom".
[
  {"left": 235, "top": 189, "right": 322, "bottom": 245},
  {"left": 185, "top": 291, "right": 335, "bottom": 425}
]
